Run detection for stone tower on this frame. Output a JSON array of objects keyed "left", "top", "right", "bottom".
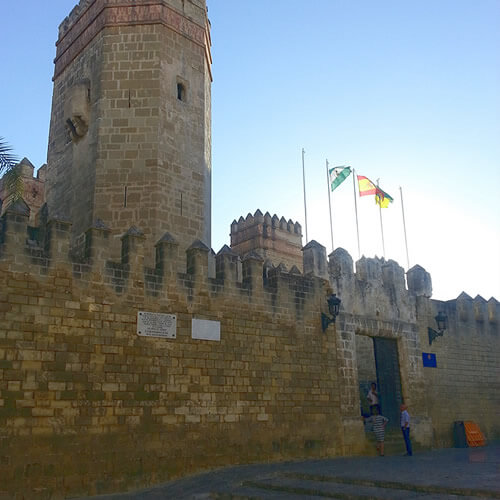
[
  {"left": 46, "top": 0, "right": 212, "bottom": 258},
  {"left": 230, "top": 210, "right": 303, "bottom": 271}
]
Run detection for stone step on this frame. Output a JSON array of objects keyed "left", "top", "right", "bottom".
[{"left": 211, "top": 474, "right": 499, "bottom": 500}]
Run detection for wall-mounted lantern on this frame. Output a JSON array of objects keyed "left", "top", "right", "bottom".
[
  {"left": 321, "top": 293, "right": 341, "bottom": 332},
  {"left": 428, "top": 311, "right": 448, "bottom": 345}
]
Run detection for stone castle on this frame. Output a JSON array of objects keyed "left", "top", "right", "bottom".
[{"left": 1, "top": 0, "right": 498, "bottom": 497}]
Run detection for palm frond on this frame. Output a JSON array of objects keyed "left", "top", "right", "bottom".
[
  {"left": 0, "top": 137, "right": 19, "bottom": 173},
  {"left": 0, "top": 137, "right": 23, "bottom": 204},
  {"left": 2, "top": 165, "right": 24, "bottom": 202}
]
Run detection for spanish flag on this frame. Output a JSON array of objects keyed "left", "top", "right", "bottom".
[
  {"left": 358, "top": 175, "right": 394, "bottom": 208},
  {"left": 357, "top": 175, "right": 377, "bottom": 196},
  {"left": 375, "top": 188, "right": 394, "bottom": 208}
]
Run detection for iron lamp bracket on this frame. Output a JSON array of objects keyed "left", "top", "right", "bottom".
[{"left": 428, "top": 327, "right": 443, "bottom": 345}]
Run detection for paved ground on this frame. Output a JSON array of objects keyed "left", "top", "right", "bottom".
[{"left": 90, "top": 443, "right": 500, "bottom": 499}]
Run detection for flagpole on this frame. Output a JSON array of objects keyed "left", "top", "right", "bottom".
[
  {"left": 400, "top": 186, "right": 410, "bottom": 269},
  {"left": 326, "top": 159, "right": 334, "bottom": 252},
  {"left": 302, "top": 148, "right": 309, "bottom": 243},
  {"left": 377, "top": 178, "right": 386, "bottom": 258},
  {"left": 352, "top": 168, "right": 361, "bottom": 259}
]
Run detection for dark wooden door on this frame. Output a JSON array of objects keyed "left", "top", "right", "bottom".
[{"left": 373, "top": 338, "right": 402, "bottom": 429}]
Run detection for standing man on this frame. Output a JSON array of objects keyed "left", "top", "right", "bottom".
[{"left": 400, "top": 404, "right": 413, "bottom": 456}]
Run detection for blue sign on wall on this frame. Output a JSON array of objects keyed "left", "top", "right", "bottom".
[{"left": 422, "top": 352, "right": 437, "bottom": 368}]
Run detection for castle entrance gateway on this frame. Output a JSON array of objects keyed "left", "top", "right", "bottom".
[
  {"left": 355, "top": 334, "right": 403, "bottom": 429},
  {"left": 373, "top": 338, "right": 403, "bottom": 428}
]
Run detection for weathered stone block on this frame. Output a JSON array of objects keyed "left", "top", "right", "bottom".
[
  {"left": 407, "top": 264, "right": 432, "bottom": 297},
  {"left": 302, "top": 240, "right": 328, "bottom": 279}
]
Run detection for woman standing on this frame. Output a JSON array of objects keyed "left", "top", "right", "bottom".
[
  {"left": 365, "top": 407, "right": 388, "bottom": 456},
  {"left": 367, "top": 382, "right": 380, "bottom": 415}
]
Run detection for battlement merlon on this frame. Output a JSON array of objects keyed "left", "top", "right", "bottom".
[{"left": 55, "top": 0, "right": 212, "bottom": 81}]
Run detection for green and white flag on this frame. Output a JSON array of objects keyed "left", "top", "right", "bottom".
[{"left": 329, "top": 166, "right": 351, "bottom": 191}]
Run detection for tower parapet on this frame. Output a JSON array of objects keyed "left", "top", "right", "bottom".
[
  {"left": 230, "top": 209, "right": 303, "bottom": 271},
  {"left": 0, "top": 158, "right": 46, "bottom": 225}
]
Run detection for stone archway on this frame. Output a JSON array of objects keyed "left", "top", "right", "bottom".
[{"left": 334, "top": 315, "right": 421, "bottom": 453}]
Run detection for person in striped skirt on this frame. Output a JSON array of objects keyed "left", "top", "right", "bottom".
[{"left": 365, "top": 407, "right": 389, "bottom": 456}]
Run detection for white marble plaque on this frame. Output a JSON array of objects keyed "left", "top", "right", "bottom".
[
  {"left": 192, "top": 318, "right": 220, "bottom": 341},
  {"left": 137, "top": 311, "right": 176, "bottom": 338}
]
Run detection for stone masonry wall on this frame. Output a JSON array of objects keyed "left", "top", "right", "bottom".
[
  {"left": 416, "top": 294, "right": 500, "bottom": 447},
  {"left": 328, "top": 249, "right": 499, "bottom": 447},
  {"left": 0, "top": 210, "right": 498, "bottom": 497},
  {"left": 0, "top": 210, "right": 345, "bottom": 498}
]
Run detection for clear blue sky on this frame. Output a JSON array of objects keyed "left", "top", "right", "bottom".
[{"left": 2, "top": 0, "right": 499, "bottom": 300}]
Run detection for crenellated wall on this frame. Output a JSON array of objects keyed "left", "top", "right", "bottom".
[
  {"left": 0, "top": 206, "right": 498, "bottom": 496},
  {"left": 329, "top": 248, "right": 417, "bottom": 323},
  {"left": 0, "top": 206, "right": 341, "bottom": 497},
  {"left": 328, "top": 247, "right": 499, "bottom": 447},
  {"left": 414, "top": 292, "right": 500, "bottom": 447},
  {"left": 0, "top": 205, "right": 497, "bottom": 496}
]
